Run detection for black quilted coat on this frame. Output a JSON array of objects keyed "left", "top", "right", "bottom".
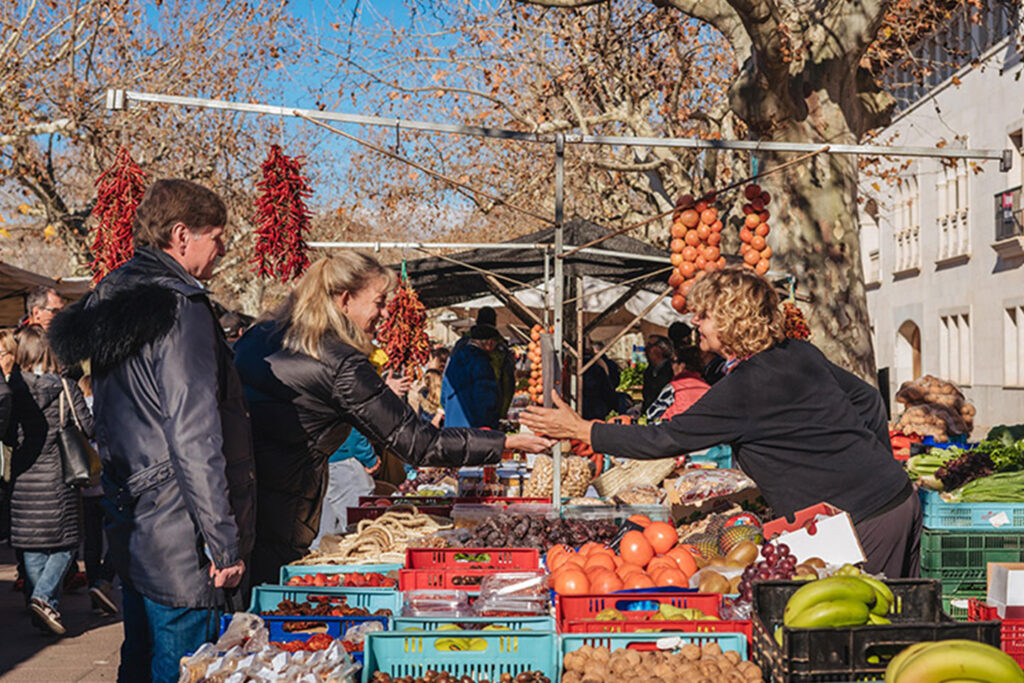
[
  {"left": 6, "top": 370, "right": 83, "bottom": 550},
  {"left": 233, "top": 322, "right": 506, "bottom": 586},
  {"left": 49, "top": 247, "right": 255, "bottom": 608}
]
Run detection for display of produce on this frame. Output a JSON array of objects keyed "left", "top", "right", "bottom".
[
  {"left": 560, "top": 641, "right": 763, "bottom": 683},
  {"left": 782, "top": 569, "right": 895, "bottom": 631},
  {"left": 526, "top": 324, "right": 549, "bottom": 405},
  {"left": 948, "top": 471, "right": 1024, "bottom": 502},
  {"left": 285, "top": 572, "right": 396, "bottom": 588},
  {"left": 735, "top": 544, "right": 823, "bottom": 605},
  {"left": 884, "top": 639, "right": 1023, "bottom": 682},
  {"left": 523, "top": 455, "right": 591, "bottom": 498},
  {"left": 371, "top": 671, "right": 550, "bottom": 683},
  {"left": 397, "top": 468, "right": 460, "bottom": 496},
  {"left": 376, "top": 276, "right": 431, "bottom": 377},
  {"left": 738, "top": 183, "right": 773, "bottom": 277},
  {"left": 295, "top": 510, "right": 450, "bottom": 565},
  {"left": 893, "top": 375, "right": 976, "bottom": 442},
  {"left": 782, "top": 302, "right": 810, "bottom": 340},
  {"left": 462, "top": 512, "right": 617, "bottom": 551},
  {"left": 663, "top": 468, "right": 756, "bottom": 506},
  {"left": 262, "top": 597, "right": 392, "bottom": 620},
  {"left": 668, "top": 193, "right": 727, "bottom": 313}
]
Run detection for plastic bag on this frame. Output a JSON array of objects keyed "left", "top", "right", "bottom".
[{"left": 665, "top": 469, "right": 755, "bottom": 505}]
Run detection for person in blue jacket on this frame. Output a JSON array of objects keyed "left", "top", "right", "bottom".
[
  {"left": 314, "top": 429, "right": 379, "bottom": 544},
  {"left": 442, "top": 321, "right": 502, "bottom": 428}
]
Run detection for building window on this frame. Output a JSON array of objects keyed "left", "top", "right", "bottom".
[
  {"left": 938, "top": 161, "right": 970, "bottom": 260},
  {"left": 1007, "top": 306, "right": 1024, "bottom": 387},
  {"left": 894, "top": 176, "right": 920, "bottom": 273},
  {"left": 940, "top": 313, "right": 971, "bottom": 385}
]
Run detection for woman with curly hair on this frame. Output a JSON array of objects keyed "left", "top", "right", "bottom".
[{"left": 522, "top": 266, "right": 919, "bottom": 578}]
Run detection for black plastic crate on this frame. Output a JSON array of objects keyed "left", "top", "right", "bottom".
[{"left": 751, "top": 579, "right": 1001, "bottom": 682}]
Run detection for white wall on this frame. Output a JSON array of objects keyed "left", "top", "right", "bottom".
[{"left": 861, "top": 35, "right": 1024, "bottom": 434}]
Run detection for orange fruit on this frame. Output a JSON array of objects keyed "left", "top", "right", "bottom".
[
  {"left": 589, "top": 569, "right": 624, "bottom": 593},
  {"left": 761, "top": 246, "right": 773, "bottom": 259},
  {"left": 739, "top": 227, "right": 753, "bottom": 243},
  {"left": 744, "top": 250, "right": 761, "bottom": 266},
  {"left": 696, "top": 224, "right": 711, "bottom": 241},
  {"left": 700, "top": 208, "right": 718, "bottom": 225},
  {"left": 620, "top": 531, "right": 654, "bottom": 568},
  {"left": 694, "top": 256, "right": 707, "bottom": 270},
  {"left": 671, "top": 221, "right": 687, "bottom": 238},
  {"left": 671, "top": 295, "right": 686, "bottom": 313},
  {"left": 681, "top": 245, "right": 698, "bottom": 262},
  {"left": 668, "top": 270, "right": 684, "bottom": 288},
  {"left": 667, "top": 547, "right": 698, "bottom": 578},
  {"left": 744, "top": 184, "right": 762, "bottom": 199},
  {"left": 628, "top": 514, "right": 652, "bottom": 528},
  {"left": 670, "top": 238, "right": 685, "bottom": 253},
  {"left": 679, "top": 209, "right": 700, "bottom": 228},
  {"left": 654, "top": 567, "right": 688, "bottom": 587},
  {"left": 643, "top": 522, "right": 679, "bottom": 555},
  {"left": 694, "top": 199, "right": 708, "bottom": 213},
  {"left": 670, "top": 252, "right": 684, "bottom": 267},
  {"left": 755, "top": 222, "right": 770, "bottom": 237},
  {"left": 703, "top": 245, "right": 721, "bottom": 262},
  {"left": 617, "top": 563, "right": 645, "bottom": 579},
  {"left": 623, "top": 572, "right": 656, "bottom": 590},
  {"left": 684, "top": 230, "right": 701, "bottom": 247},
  {"left": 552, "top": 568, "right": 590, "bottom": 595},
  {"left": 756, "top": 259, "right": 770, "bottom": 275},
  {"left": 579, "top": 542, "right": 608, "bottom": 557},
  {"left": 750, "top": 235, "right": 767, "bottom": 251},
  {"left": 744, "top": 213, "right": 761, "bottom": 229},
  {"left": 646, "top": 556, "right": 678, "bottom": 575},
  {"left": 584, "top": 553, "right": 616, "bottom": 573},
  {"left": 707, "top": 232, "right": 722, "bottom": 247},
  {"left": 679, "top": 261, "right": 696, "bottom": 279}
]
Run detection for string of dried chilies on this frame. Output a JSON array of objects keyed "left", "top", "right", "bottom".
[
  {"left": 90, "top": 147, "right": 147, "bottom": 283},
  {"left": 252, "top": 144, "right": 312, "bottom": 282}
]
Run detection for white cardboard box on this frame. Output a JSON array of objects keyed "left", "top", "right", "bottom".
[
  {"left": 768, "top": 509, "right": 867, "bottom": 567},
  {"left": 987, "top": 562, "right": 1024, "bottom": 618}
]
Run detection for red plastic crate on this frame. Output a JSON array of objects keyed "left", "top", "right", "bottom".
[
  {"left": 556, "top": 591, "right": 749, "bottom": 641},
  {"left": 404, "top": 547, "right": 539, "bottom": 570},
  {"left": 358, "top": 495, "right": 453, "bottom": 506},
  {"left": 399, "top": 567, "right": 517, "bottom": 591},
  {"left": 346, "top": 505, "right": 452, "bottom": 524},
  {"left": 968, "top": 598, "right": 1024, "bottom": 666}
]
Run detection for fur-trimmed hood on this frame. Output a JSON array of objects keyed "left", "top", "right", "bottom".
[{"left": 49, "top": 246, "right": 206, "bottom": 372}]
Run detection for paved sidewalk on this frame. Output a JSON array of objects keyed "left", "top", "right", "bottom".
[{"left": 0, "top": 545, "right": 122, "bottom": 682}]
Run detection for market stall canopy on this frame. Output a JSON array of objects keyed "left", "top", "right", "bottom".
[
  {"left": 0, "top": 262, "right": 91, "bottom": 326},
  {"left": 400, "top": 217, "right": 669, "bottom": 308},
  {"left": 452, "top": 274, "right": 681, "bottom": 330}
]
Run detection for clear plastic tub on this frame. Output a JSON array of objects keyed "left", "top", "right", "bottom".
[
  {"left": 479, "top": 571, "right": 549, "bottom": 599},
  {"left": 402, "top": 589, "right": 470, "bottom": 617}
]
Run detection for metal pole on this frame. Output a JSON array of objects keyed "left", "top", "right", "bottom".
[
  {"left": 543, "top": 246, "right": 550, "bottom": 326},
  {"left": 306, "top": 241, "right": 671, "bottom": 265},
  {"left": 106, "top": 89, "right": 1013, "bottom": 169},
  {"left": 552, "top": 134, "right": 565, "bottom": 507},
  {"left": 576, "top": 274, "right": 585, "bottom": 418}
]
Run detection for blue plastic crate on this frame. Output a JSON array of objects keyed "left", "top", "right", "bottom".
[
  {"left": 249, "top": 585, "right": 401, "bottom": 615},
  {"left": 559, "top": 631, "right": 748, "bottom": 661},
  {"left": 393, "top": 615, "right": 555, "bottom": 631},
  {"left": 220, "top": 612, "right": 388, "bottom": 643},
  {"left": 920, "top": 489, "right": 1024, "bottom": 530},
  {"left": 688, "top": 445, "right": 733, "bottom": 469},
  {"left": 362, "top": 631, "right": 557, "bottom": 683},
  {"left": 278, "top": 563, "right": 402, "bottom": 584}
]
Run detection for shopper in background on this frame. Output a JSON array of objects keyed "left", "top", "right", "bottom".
[
  {"left": 77, "top": 374, "right": 118, "bottom": 615},
  {"left": 0, "top": 328, "right": 16, "bottom": 545},
  {"left": 645, "top": 344, "right": 711, "bottom": 422},
  {"left": 50, "top": 179, "right": 255, "bottom": 683},
  {"left": 22, "top": 286, "right": 64, "bottom": 332},
  {"left": 441, "top": 318, "right": 503, "bottom": 429},
  {"left": 641, "top": 335, "right": 674, "bottom": 412},
  {"left": 7, "top": 326, "right": 89, "bottom": 635},
  {"left": 233, "top": 253, "right": 553, "bottom": 586},
  {"left": 523, "top": 266, "right": 919, "bottom": 578},
  {"left": 409, "top": 368, "right": 444, "bottom": 427},
  {"left": 580, "top": 340, "right": 618, "bottom": 421}
]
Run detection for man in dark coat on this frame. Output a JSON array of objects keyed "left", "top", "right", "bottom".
[
  {"left": 641, "top": 334, "right": 674, "bottom": 412},
  {"left": 441, "top": 318, "right": 503, "bottom": 428},
  {"left": 50, "top": 179, "right": 255, "bottom": 683}
]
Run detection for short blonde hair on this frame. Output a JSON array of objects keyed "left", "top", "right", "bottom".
[
  {"left": 0, "top": 328, "right": 17, "bottom": 356},
  {"left": 688, "top": 266, "right": 785, "bottom": 358},
  {"left": 271, "top": 253, "right": 397, "bottom": 359}
]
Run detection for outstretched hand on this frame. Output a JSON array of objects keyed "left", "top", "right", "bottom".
[
  {"left": 384, "top": 371, "right": 412, "bottom": 397},
  {"left": 505, "top": 432, "right": 557, "bottom": 454},
  {"left": 519, "top": 390, "right": 593, "bottom": 443}
]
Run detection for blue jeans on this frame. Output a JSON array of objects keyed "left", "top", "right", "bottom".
[
  {"left": 22, "top": 548, "right": 75, "bottom": 610},
  {"left": 119, "top": 583, "right": 221, "bottom": 683}
]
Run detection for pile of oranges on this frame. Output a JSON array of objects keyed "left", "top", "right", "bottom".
[
  {"left": 546, "top": 516, "right": 699, "bottom": 595},
  {"left": 668, "top": 194, "right": 726, "bottom": 313},
  {"left": 526, "top": 324, "right": 552, "bottom": 405},
  {"left": 739, "top": 184, "right": 773, "bottom": 275}
]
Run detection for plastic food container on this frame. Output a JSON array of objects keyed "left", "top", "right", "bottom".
[
  {"left": 472, "top": 595, "right": 550, "bottom": 617},
  {"left": 402, "top": 589, "right": 470, "bottom": 617},
  {"left": 479, "top": 571, "right": 549, "bottom": 600}
]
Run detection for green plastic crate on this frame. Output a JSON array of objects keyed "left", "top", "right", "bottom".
[
  {"left": 921, "top": 529, "right": 1024, "bottom": 581},
  {"left": 362, "top": 631, "right": 557, "bottom": 683}
]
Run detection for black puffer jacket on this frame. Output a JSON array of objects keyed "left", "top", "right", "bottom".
[
  {"left": 49, "top": 247, "right": 256, "bottom": 608},
  {"left": 234, "top": 322, "right": 506, "bottom": 586},
  {"left": 7, "top": 370, "right": 92, "bottom": 550}
]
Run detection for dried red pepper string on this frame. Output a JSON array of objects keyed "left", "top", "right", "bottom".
[
  {"left": 90, "top": 147, "right": 147, "bottom": 283},
  {"left": 376, "top": 269, "right": 431, "bottom": 376},
  {"left": 252, "top": 144, "right": 313, "bottom": 282},
  {"left": 783, "top": 302, "right": 811, "bottom": 340}
]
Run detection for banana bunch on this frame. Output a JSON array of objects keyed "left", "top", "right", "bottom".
[
  {"left": 885, "top": 640, "right": 1023, "bottom": 682},
  {"left": 782, "top": 568, "right": 895, "bottom": 630}
]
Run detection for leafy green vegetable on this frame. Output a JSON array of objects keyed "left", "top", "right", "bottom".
[
  {"left": 950, "top": 471, "right": 1024, "bottom": 502},
  {"left": 617, "top": 363, "right": 646, "bottom": 392}
]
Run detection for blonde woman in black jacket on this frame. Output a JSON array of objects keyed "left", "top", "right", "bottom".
[{"left": 234, "top": 253, "right": 553, "bottom": 586}]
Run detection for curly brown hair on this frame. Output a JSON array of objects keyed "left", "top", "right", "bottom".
[{"left": 688, "top": 267, "right": 786, "bottom": 358}]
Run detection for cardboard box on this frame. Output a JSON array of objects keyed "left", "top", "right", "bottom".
[
  {"left": 763, "top": 503, "right": 867, "bottom": 567},
  {"left": 987, "top": 562, "right": 1024, "bottom": 618}
]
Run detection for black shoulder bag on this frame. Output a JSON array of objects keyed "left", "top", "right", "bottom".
[{"left": 58, "top": 377, "right": 100, "bottom": 487}]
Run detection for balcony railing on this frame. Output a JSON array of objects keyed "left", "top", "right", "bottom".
[{"left": 996, "top": 186, "right": 1023, "bottom": 242}]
